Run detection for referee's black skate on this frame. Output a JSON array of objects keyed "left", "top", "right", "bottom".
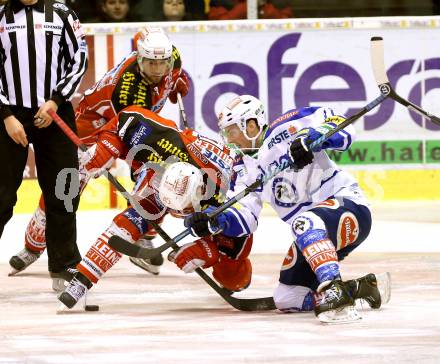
[
  {"left": 314, "top": 279, "right": 360, "bottom": 324},
  {"left": 9, "top": 248, "right": 41, "bottom": 276},
  {"left": 58, "top": 271, "right": 93, "bottom": 309},
  {"left": 50, "top": 267, "right": 78, "bottom": 292},
  {"left": 346, "top": 272, "right": 391, "bottom": 309}
]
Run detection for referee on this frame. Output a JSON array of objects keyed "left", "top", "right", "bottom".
[{"left": 0, "top": 0, "right": 88, "bottom": 286}]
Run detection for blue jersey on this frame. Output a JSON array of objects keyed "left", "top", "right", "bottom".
[{"left": 220, "top": 106, "right": 369, "bottom": 237}]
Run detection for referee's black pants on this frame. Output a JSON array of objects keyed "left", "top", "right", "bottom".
[{"left": 0, "top": 102, "right": 81, "bottom": 272}]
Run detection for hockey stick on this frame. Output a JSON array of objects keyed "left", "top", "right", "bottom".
[
  {"left": 48, "top": 109, "right": 275, "bottom": 311},
  {"left": 177, "top": 93, "right": 189, "bottom": 129},
  {"left": 47, "top": 109, "right": 164, "bottom": 233},
  {"left": 109, "top": 90, "right": 388, "bottom": 260},
  {"left": 371, "top": 36, "right": 440, "bottom": 126},
  {"left": 110, "top": 234, "right": 276, "bottom": 311}
]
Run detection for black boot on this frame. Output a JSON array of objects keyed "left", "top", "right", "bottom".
[
  {"left": 314, "top": 279, "right": 355, "bottom": 318},
  {"left": 9, "top": 248, "right": 42, "bottom": 276},
  {"left": 346, "top": 273, "right": 391, "bottom": 309},
  {"left": 50, "top": 267, "right": 78, "bottom": 292}
]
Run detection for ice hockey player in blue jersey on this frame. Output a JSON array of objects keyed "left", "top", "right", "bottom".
[{"left": 182, "top": 95, "right": 390, "bottom": 324}]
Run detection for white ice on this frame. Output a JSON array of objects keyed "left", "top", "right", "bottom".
[{"left": 0, "top": 203, "right": 439, "bottom": 363}]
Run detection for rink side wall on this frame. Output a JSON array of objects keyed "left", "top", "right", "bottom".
[{"left": 16, "top": 17, "right": 440, "bottom": 213}]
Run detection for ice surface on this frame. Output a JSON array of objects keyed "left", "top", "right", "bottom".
[{"left": 0, "top": 206, "right": 439, "bottom": 363}]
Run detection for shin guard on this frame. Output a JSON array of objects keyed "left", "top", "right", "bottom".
[
  {"left": 24, "top": 197, "right": 47, "bottom": 253},
  {"left": 291, "top": 212, "right": 340, "bottom": 284},
  {"left": 78, "top": 212, "right": 142, "bottom": 283}
]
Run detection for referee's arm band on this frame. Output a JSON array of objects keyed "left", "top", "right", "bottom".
[
  {"left": 50, "top": 91, "right": 67, "bottom": 106},
  {"left": 0, "top": 105, "right": 13, "bottom": 121}
]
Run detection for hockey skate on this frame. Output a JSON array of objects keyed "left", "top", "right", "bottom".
[
  {"left": 129, "top": 238, "right": 164, "bottom": 275},
  {"left": 58, "top": 271, "right": 93, "bottom": 310},
  {"left": 346, "top": 272, "right": 391, "bottom": 309},
  {"left": 314, "top": 279, "right": 361, "bottom": 324},
  {"left": 8, "top": 248, "right": 42, "bottom": 276},
  {"left": 50, "top": 267, "right": 78, "bottom": 292}
]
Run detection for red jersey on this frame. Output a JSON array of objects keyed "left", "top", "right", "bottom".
[
  {"left": 96, "top": 106, "right": 234, "bottom": 200},
  {"left": 95, "top": 105, "right": 252, "bottom": 261},
  {"left": 76, "top": 46, "right": 184, "bottom": 143}
]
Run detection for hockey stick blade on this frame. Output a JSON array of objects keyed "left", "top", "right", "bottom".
[
  {"left": 108, "top": 231, "right": 276, "bottom": 310},
  {"left": 109, "top": 235, "right": 164, "bottom": 259},
  {"left": 370, "top": 36, "right": 440, "bottom": 126},
  {"left": 108, "top": 235, "right": 146, "bottom": 258},
  {"left": 194, "top": 266, "right": 276, "bottom": 311}
]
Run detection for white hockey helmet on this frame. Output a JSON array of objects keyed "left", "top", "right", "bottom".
[
  {"left": 158, "top": 162, "right": 205, "bottom": 214},
  {"left": 136, "top": 27, "right": 174, "bottom": 82},
  {"left": 218, "top": 95, "right": 267, "bottom": 143}
]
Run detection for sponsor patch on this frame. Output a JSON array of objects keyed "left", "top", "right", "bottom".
[
  {"left": 315, "top": 199, "right": 340, "bottom": 209},
  {"left": 79, "top": 39, "right": 87, "bottom": 52},
  {"left": 281, "top": 243, "right": 297, "bottom": 271},
  {"left": 267, "top": 130, "right": 290, "bottom": 149},
  {"left": 129, "top": 124, "right": 153, "bottom": 146},
  {"left": 337, "top": 212, "right": 359, "bottom": 250}
]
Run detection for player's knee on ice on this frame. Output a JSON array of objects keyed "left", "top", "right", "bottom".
[{"left": 273, "top": 283, "right": 315, "bottom": 312}]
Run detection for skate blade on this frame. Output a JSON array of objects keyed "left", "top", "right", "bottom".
[
  {"left": 129, "top": 257, "right": 160, "bottom": 275},
  {"left": 317, "top": 305, "right": 362, "bottom": 324},
  {"left": 52, "top": 278, "right": 68, "bottom": 292},
  {"left": 376, "top": 272, "right": 391, "bottom": 305},
  {"left": 56, "top": 294, "right": 91, "bottom": 314},
  {"left": 8, "top": 268, "right": 20, "bottom": 276},
  {"left": 56, "top": 303, "right": 71, "bottom": 314},
  {"left": 56, "top": 303, "right": 88, "bottom": 315}
]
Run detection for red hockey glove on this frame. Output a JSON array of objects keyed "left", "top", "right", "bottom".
[
  {"left": 168, "top": 71, "right": 190, "bottom": 104},
  {"left": 82, "top": 133, "right": 124, "bottom": 178},
  {"left": 168, "top": 238, "right": 220, "bottom": 273}
]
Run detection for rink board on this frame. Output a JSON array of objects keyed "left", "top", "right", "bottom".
[{"left": 13, "top": 168, "right": 440, "bottom": 214}]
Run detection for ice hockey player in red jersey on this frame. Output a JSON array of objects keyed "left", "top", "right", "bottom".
[
  {"left": 57, "top": 106, "right": 253, "bottom": 309},
  {"left": 8, "top": 26, "right": 190, "bottom": 284}
]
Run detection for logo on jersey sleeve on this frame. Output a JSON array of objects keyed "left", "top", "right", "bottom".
[
  {"left": 190, "top": 136, "right": 234, "bottom": 172},
  {"left": 292, "top": 216, "right": 312, "bottom": 236}
]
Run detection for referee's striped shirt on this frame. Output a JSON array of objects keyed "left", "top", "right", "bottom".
[{"left": 0, "top": 0, "right": 88, "bottom": 120}]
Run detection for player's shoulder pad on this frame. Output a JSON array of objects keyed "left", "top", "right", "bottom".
[
  {"left": 53, "top": 1, "right": 78, "bottom": 23},
  {"left": 53, "top": 1, "right": 70, "bottom": 13},
  {"left": 263, "top": 106, "right": 324, "bottom": 140}
]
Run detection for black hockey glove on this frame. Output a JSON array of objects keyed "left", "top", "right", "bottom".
[
  {"left": 289, "top": 137, "right": 314, "bottom": 171},
  {"left": 184, "top": 211, "right": 221, "bottom": 237}
]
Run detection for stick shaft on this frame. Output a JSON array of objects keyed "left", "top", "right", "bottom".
[
  {"left": 370, "top": 36, "right": 440, "bottom": 126},
  {"left": 49, "top": 108, "right": 275, "bottom": 310},
  {"left": 177, "top": 93, "right": 189, "bottom": 129},
  {"left": 48, "top": 109, "right": 163, "bottom": 230}
]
